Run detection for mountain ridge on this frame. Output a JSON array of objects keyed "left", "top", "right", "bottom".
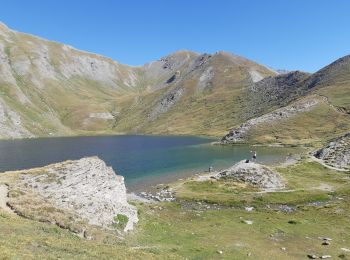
[{"left": 0, "top": 21, "right": 349, "bottom": 144}]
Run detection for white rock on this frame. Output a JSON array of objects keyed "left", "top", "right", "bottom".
[
  {"left": 18, "top": 157, "right": 138, "bottom": 231},
  {"left": 249, "top": 70, "right": 264, "bottom": 83},
  {"left": 217, "top": 161, "right": 285, "bottom": 190}
]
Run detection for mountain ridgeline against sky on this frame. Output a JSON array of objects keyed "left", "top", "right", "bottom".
[{"left": 0, "top": 22, "right": 349, "bottom": 143}]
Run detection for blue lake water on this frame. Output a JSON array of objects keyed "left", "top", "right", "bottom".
[{"left": 0, "top": 135, "right": 298, "bottom": 191}]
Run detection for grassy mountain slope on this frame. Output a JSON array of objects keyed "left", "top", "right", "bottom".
[
  {"left": 114, "top": 51, "right": 276, "bottom": 136},
  {"left": 0, "top": 22, "right": 277, "bottom": 139},
  {"left": 221, "top": 55, "right": 350, "bottom": 145},
  {"left": 1, "top": 21, "right": 349, "bottom": 143}
]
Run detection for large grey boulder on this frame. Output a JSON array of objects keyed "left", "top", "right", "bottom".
[
  {"left": 16, "top": 157, "right": 138, "bottom": 232},
  {"left": 216, "top": 161, "right": 285, "bottom": 190}
]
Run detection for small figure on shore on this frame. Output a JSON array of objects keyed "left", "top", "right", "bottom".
[
  {"left": 251, "top": 150, "right": 257, "bottom": 162},
  {"left": 209, "top": 166, "right": 213, "bottom": 172}
]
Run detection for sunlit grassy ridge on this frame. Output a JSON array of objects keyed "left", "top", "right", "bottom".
[
  {"left": 1, "top": 23, "right": 275, "bottom": 139},
  {"left": 242, "top": 97, "right": 350, "bottom": 145},
  {"left": 1, "top": 22, "right": 350, "bottom": 145}
]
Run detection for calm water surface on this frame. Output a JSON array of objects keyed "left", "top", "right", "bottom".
[{"left": 0, "top": 135, "right": 299, "bottom": 191}]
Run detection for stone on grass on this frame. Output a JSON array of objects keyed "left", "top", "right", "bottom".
[{"left": 216, "top": 161, "right": 284, "bottom": 190}]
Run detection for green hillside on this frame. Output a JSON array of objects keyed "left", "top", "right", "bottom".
[{"left": 0, "top": 21, "right": 349, "bottom": 145}]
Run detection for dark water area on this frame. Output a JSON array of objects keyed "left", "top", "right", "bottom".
[{"left": 0, "top": 135, "right": 299, "bottom": 191}]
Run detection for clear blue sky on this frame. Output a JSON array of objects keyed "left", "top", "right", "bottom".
[{"left": 0, "top": 0, "right": 349, "bottom": 72}]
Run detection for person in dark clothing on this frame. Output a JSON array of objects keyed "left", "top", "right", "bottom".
[{"left": 251, "top": 150, "right": 257, "bottom": 162}]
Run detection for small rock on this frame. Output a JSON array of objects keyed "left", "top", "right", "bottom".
[
  {"left": 247, "top": 252, "right": 252, "bottom": 257},
  {"left": 322, "top": 241, "right": 330, "bottom": 246},
  {"left": 307, "top": 255, "right": 317, "bottom": 259},
  {"left": 245, "top": 206, "right": 254, "bottom": 212},
  {"left": 280, "top": 247, "right": 286, "bottom": 251},
  {"left": 320, "top": 255, "right": 331, "bottom": 259},
  {"left": 243, "top": 220, "right": 253, "bottom": 225},
  {"left": 341, "top": 248, "right": 350, "bottom": 252},
  {"left": 217, "top": 250, "right": 223, "bottom": 254}
]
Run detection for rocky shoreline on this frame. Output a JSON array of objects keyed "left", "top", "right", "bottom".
[{"left": 0, "top": 148, "right": 347, "bottom": 239}]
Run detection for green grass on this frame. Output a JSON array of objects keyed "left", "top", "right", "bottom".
[
  {"left": 129, "top": 199, "right": 350, "bottom": 259},
  {"left": 113, "top": 214, "right": 129, "bottom": 230},
  {"left": 125, "top": 160, "right": 350, "bottom": 259},
  {"left": 1, "top": 159, "right": 350, "bottom": 259},
  {"left": 0, "top": 212, "right": 162, "bottom": 260},
  {"left": 243, "top": 99, "right": 350, "bottom": 145}
]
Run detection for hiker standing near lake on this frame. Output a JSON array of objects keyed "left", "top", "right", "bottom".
[{"left": 251, "top": 150, "right": 257, "bottom": 162}]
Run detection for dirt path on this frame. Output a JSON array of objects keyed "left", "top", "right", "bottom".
[
  {"left": 318, "top": 94, "right": 350, "bottom": 117},
  {"left": 0, "top": 184, "right": 14, "bottom": 214},
  {"left": 309, "top": 156, "right": 348, "bottom": 172}
]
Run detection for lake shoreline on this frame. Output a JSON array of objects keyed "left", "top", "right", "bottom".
[{"left": 0, "top": 135, "right": 303, "bottom": 191}]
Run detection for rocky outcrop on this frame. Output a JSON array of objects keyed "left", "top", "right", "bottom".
[
  {"left": 215, "top": 161, "right": 285, "bottom": 190},
  {"left": 148, "top": 88, "right": 184, "bottom": 120},
  {"left": 221, "top": 97, "right": 319, "bottom": 143},
  {"left": 250, "top": 71, "right": 309, "bottom": 104},
  {"left": 246, "top": 71, "right": 310, "bottom": 117},
  {"left": 314, "top": 133, "right": 350, "bottom": 170},
  {"left": 9, "top": 157, "right": 138, "bottom": 232}
]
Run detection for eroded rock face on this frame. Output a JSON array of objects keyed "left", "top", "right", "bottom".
[
  {"left": 14, "top": 157, "right": 138, "bottom": 232},
  {"left": 0, "top": 97, "right": 33, "bottom": 139},
  {"left": 148, "top": 88, "right": 184, "bottom": 120},
  {"left": 314, "top": 133, "right": 350, "bottom": 170},
  {"left": 216, "top": 161, "right": 285, "bottom": 190}
]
